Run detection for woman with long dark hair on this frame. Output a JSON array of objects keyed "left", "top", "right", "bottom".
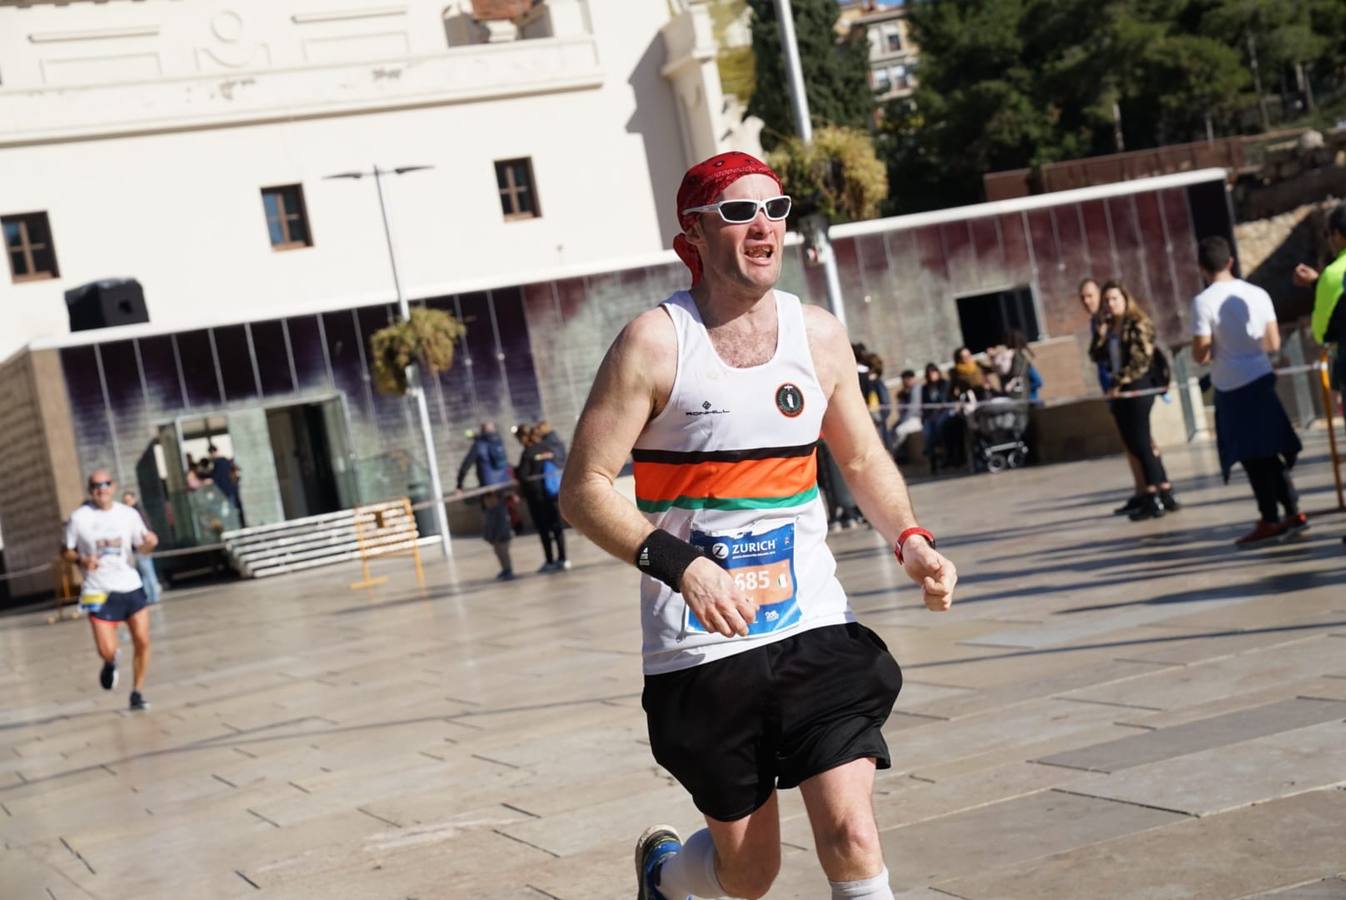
[{"left": 1089, "top": 281, "right": 1180, "bottom": 520}]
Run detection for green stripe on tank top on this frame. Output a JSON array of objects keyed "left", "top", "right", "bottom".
[{"left": 635, "top": 485, "right": 820, "bottom": 513}]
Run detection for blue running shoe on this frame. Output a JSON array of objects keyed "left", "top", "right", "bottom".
[{"left": 634, "top": 825, "right": 682, "bottom": 900}]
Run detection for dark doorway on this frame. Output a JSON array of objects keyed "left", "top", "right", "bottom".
[
  {"left": 955, "top": 285, "right": 1041, "bottom": 353},
  {"left": 266, "top": 403, "right": 342, "bottom": 519}
]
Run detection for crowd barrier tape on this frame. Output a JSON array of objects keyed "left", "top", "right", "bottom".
[{"left": 878, "top": 361, "right": 1329, "bottom": 410}]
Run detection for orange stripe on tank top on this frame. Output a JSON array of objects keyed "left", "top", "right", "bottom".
[{"left": 633, "top": 453, "right": 818, "bottom": 503}]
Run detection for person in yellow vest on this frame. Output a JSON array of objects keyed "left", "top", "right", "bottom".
[{"left": 1293, "top": 203, "right": 1346, "bottom": 402}]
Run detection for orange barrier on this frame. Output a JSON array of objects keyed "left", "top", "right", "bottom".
[
  {"left": 1320, "top": 351, "right": 1345, "bottom": 512},
  {"left": 350, "top": 497, "right": 426, "bottom": 592}
]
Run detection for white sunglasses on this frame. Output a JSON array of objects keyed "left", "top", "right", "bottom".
[{"left": 681, "top": 195, "right": 792, "bottom": 224}]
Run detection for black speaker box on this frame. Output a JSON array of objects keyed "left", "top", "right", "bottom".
[{"left": 65, "top": 279, "right": 149, "bottom": 332}]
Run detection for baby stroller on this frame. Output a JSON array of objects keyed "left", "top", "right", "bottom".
[{"left": 966, "top": 396, "right": 1030, "bottom": 473}]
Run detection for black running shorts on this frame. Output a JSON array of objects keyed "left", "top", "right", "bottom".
[
  {"left": 641, "top": 622, "right": 903, "bottom": 822},
  {"left": 82, "top": 587, "right": 148, "bottom": 622}
]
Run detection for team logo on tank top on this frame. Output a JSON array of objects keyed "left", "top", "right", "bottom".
[{"left": 775, "top": 383, "right": 804, "bottom": 417}]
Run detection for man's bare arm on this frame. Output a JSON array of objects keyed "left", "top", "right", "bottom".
[
  {"left": 557, "top": 310, "right": 670, "bottom": 560},
  {"left": 805, "top": 307, "right": 917, "bottom": 546},
  {"left": 1262, "top": 320, "right": 1281, "bottom": 355},
  {"left": 1192, "top": 335, "right": 1213, "bottom": 365},
  {"left": 804, "top": 305, "right": 956, "bottom": 611}
]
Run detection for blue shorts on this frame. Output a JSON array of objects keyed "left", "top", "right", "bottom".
[{"left": 81, "top": 587, "right": 148, "bottom": 622}]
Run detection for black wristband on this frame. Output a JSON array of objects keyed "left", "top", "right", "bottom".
[{"left": 635, "top": 528, "right": 705, "bottom": 592}]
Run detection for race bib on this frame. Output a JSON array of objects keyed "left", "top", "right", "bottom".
[
  {"left": 687, "top": 521, "right": 800, "bottom": 636},
  {"left": 80, "top": 592, "right": 108, "bottom": 610}
]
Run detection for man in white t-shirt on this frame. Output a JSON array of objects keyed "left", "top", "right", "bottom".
[
  {"left": 62, "top": 469, "right": 158, "bottom": 710},
  {"left": 1192, "top": 237, "right": 1306, "bottom": 546}
]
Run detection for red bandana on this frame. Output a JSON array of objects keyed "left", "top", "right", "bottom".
[{"left": 672, "top": 152, "right": 783, "bottom": 287}]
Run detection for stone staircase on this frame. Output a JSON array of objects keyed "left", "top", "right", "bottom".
[{"left": 222, "top": 499, "right": 423, "bottom": 578}]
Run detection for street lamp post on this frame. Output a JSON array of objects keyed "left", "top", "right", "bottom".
[
  {"left": 772, "top": 0, "right": 848, "bottom": 329},
  {"left": 325, "top": 164, "right": 453, "bottom": 559}
]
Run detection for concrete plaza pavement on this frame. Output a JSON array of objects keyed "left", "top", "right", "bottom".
[{"left": 2, "top": 430, "right": 1344, "bottom": 899}]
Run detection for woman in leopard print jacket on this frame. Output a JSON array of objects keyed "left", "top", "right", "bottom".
[{"left": 1089, "top": 281, "right": 1179, "bottom": 520}]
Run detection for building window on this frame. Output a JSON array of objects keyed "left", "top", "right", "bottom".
[
  {"left": 885, "top": 29, "right": 902, "bottom": 53},
  {"left": 955, "top": 286, "right": 1041, "bottom": 353},
  {"left": 261, "top": 185, "right": 312, "bottom": 250},
  {"left": 873, "top": 69, "right": 890, "bottom": 93},
  {"left": 3, "top": 211, "right": 59, "bottom": 282},
  {"left": 495, "top": 158, "right": 540, "bottom": 221}
]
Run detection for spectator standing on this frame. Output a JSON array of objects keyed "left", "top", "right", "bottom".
[
  {"left": 121, "top": 490, "right": 162, "bottom": 604},
  {"left": 185, "top": 454, "right": 203, "bottom": 491},
  {"left": 892, "top": 369, "right": 923, "bottom": 460},
  {"left": 1194, "top": 237, "right": 1306, "bottom": 545},
  {"left": 920, "top": 364, "right": 954, "bottom": 473},
  {"left": 1002, "top": 330, "right": 1043, "bottom": 403},
  {"left": 1081, "top": 277, "right": 1152, "bottom": 514},
  {"left": 1294, "top": 203, "right": 1346, "bottom": 406},
  {"left": 456, "top": 421, "right": 512, "bottom": 492},
  {"left": 1089, "top": 281, "right": 1180, "bottom": 520},
  {"left": 207, "top": 445, "right": 243, "bottom": 525},
  {"left": 862, "top": 351, "right": 893, "bottom": 450},
  {"left": 516, "top": 424, "right": 570, "bottom": 572}
]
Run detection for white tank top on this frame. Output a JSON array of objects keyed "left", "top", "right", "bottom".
[{"left": 633, "top": 290, "right": 852, "bottom": 675}]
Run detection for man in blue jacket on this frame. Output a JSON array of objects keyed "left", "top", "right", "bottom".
[{"left": 456, "top": 421, "right": 511, "bottom": 491}]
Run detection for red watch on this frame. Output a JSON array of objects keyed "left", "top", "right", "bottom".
[{"left": 895, "top": 527, "right": 935, "bottom": 565}]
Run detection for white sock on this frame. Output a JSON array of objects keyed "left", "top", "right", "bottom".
[
  {"left": 830, "top": 867, "right": 894, "bottom": 899},
  {"left": 656, "top": 828, "right": 725, "bottom": 899}
]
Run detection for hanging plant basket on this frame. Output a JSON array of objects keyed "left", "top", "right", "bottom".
[
  {"left": 369, "top": 307, "right": 466, "bottom": 395},
  {"left": 767, "top": 125, "right": 888, "bottom": 225}
]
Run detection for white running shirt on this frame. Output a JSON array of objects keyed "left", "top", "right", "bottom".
[
  {"left": 632, "top": 291, "right": 852, "bottom": 675},
  {"left": 64, "top": 502, "right": 147, "bottom": 595},
  {"left": 1192, "top": 278, "right": 1276, "bottom": 392}
]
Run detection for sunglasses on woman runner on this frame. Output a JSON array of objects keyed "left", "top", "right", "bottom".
[{"left": 681, "top": 195, "right": 792, "bottom": 224}]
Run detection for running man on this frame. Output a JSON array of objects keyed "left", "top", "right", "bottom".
[
  {"left": 559, "top": 152, "right": 957, "bottom": 900},
  {"left": 63, "top": 469, "right": 157, "bottom": 710}
]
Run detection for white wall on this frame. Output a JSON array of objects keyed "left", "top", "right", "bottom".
[{"left": 0, "top": 0, "right": 694, "bottom": 360}]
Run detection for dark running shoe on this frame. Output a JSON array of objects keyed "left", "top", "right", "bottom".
[
  {"left": 99, "top": 660, "right": 118, "bottom": 691},
  {"left": 1113, "top": 494, "right": 1143, "bottom": 516},
  {"left": 635, "top": 825, "right": 681, "bottom": 900},
  {"left": 129, "top": 691, "right": 149, "bottom": 711},
  {"left": 1159, "top": 490, "right": 1181, "bottom": 512},
  {"left": 1280, "top": 512, "right": 1310, "bottom": 538},
  {"left": 1235, "top": 520, "right": 1287, "bottom": 547},
  {"left": 1128, "top": 495, "right": 1166, "bottom": 521}
]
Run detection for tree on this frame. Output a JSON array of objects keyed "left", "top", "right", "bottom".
[
  {"left": 745, "top": 0, "right": 874, "bottom": 150},
  {"left": 881, "top": 0, "right": 1270, "bottom": 213}
]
